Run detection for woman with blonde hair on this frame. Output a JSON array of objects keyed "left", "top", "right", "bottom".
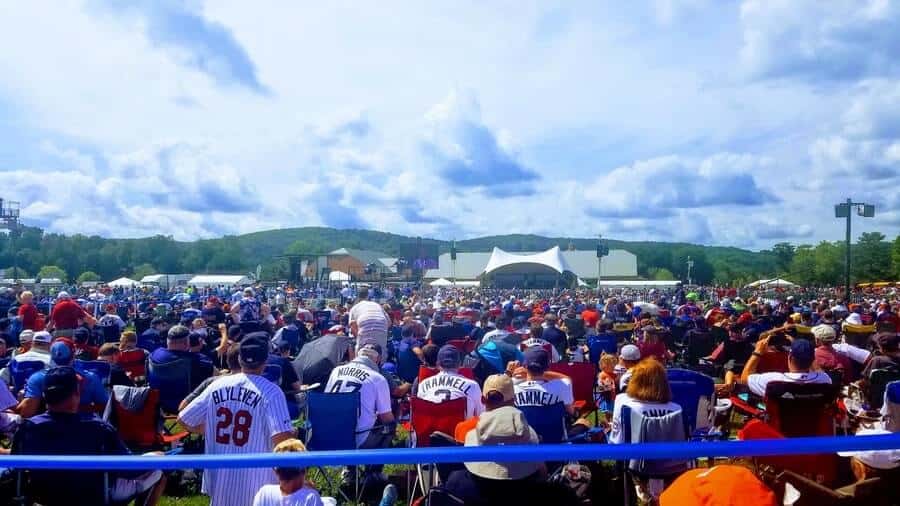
[
  {"left": 17, "top": 291, "right": 42, "bottom": 331},
  {"left": 608, "top": 358, "right": 681, "bottom": 444}
]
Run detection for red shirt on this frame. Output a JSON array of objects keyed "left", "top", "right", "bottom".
[
  {"left": 50, "top": 300, "right": 87, "bottom": 330},
  {"left": 815, "top": 346, "right": 853, "bottom": 384},
  {"left": 581, "top": 309, "right": 600, "bottom": 329},
  {"left": 638, "top": 340, "right": 669, "bottom": 363},
  {"left": 17, "top": 303, "right": 40, "bottom": 330}
]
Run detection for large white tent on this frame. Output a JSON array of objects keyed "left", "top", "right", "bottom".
[
  {"left": 745, "top": 278, "right": 798, "bottom": 289},
  {"left": 107, "top": 277, "right": 140, "bottom": 287},
  {"left": 328, "top": 271, "right": 351, "bottom": 282},
  {"left": 430, "top": 278, "right": 480, "bottom": 287},
  {"left": 188, "top": 275, "right": 251, "bottom": 287},
  {"left": 482, "top": 246, "right": 573, "bottom": 275}
]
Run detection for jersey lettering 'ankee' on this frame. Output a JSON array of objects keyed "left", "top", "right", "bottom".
[
  {"left": 211, "top": 386, "right": 262, "bottom": 409},
  {"left": 421, "top": 373, "right": 475, "bottom": 395},
  {"left": 335, "top": 365, "right": 371, "bottom": 383}
]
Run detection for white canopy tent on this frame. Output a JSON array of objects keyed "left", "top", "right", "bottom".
[
  {"left": 745, "top": 278, "right": 798, "bottom": 289},
  {"left": 328, "top": 271, "right": 351, "bottom": 282},
  {"left": 188, "top": 275, "right": 251, "bottom": 287},
  {"left": 430, "top": 277, "right": 453, "bottom": 286},
  {"left": 482, "top": 246, "right": 573, "bottom": 275},
  {"left": 430, "top": 278, "right": 480, "bottom": 287},
  {"left": 107, "top": 277, "right": 140, "bottom": 287}
]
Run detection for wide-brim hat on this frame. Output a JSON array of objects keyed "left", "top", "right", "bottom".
[{"left": 463, "top": 406, "right": 541, "bottom": 480}]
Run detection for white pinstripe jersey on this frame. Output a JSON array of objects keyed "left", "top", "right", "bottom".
[{"left": 180, "top": 373, "right": 293, "bottom": 506}]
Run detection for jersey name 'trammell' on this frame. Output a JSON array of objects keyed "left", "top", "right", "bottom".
[
  {"left": 421, "top": 374, "right": 474, "bottom": 395},
  {"left": 211, "top": 386, "right": 262, "bottom": 409},
  {"left": 516, "top": 389, "right": 561, "bottom": 406}
]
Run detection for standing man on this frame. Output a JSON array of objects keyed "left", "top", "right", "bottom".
[
  {"left": 348, "top": 287, "right": 390, "bottom": 352},
  {"left": 47, "top": 292, "right": 93, "bottom": 338},
  {"left": 179, "top": 335, "right": 295, "bottom": 506}
]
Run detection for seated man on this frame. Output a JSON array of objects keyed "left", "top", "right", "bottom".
[
  {"left": 18, "top": 341, "right": 108, "bottom": 418},
  {"left": 455, "top": 373, "right": 515, "bottom": 443},
  {"left": 96, "top": 343, "right": 134, "bottom": 387},
  {"left": 11, "top": 367, "right": 166, "bottom": 505},
  {"left": 513, "top": 347, "right": 575, "bottom": 415},
  {"left": 139, "top": 317, "right": 168, "bottom": 352},
  {"left": 416, "top": 345, "right": 484, "bottom": 419},
  {"left": 149, "top": 324, "right": 214, "bottom": 391},
  {"left": 740, "top": 337, "right": 831, "bottom": 397},
  {"left": 813, "top": 324, "right": 853, "bottom": 384}
]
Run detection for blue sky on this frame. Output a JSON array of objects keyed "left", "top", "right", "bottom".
[{"left": 1, "top": 0, "right": 898, "bottom": 249}]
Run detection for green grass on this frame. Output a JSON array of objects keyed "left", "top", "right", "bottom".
[{"left": 160, "top": 497, "right": 209, "bottom": 506}]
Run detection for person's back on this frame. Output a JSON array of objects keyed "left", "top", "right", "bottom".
[
  {"left": 325, "top": 353, "right": 391, "bottom": 446},
  {"left": 349, "top": 295, "right": 389, "bottom": 350},
  {"left": 150, "top": 345, "right": 213, "bottom": 390},
  {"left": 417, "top": 346, "right": 484, "bottom": 419},
  {"left": 50, "top": 297, "right": 84, "bottom": 331}
]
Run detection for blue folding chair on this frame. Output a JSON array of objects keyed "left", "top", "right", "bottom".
[
  {"left": 304, "top": 391, "right": 361, "bottom": 503},
  {"left": 588, "top": 333, "right": 617, "bottom": 367},
  {"left": 262, "top": 364, "right": 282, "bottom": 386},
  {"left": 519, "top": 403, "right": 568, "bottom": 444},
  {"left": 10, "top": 360, "right": 45, "bottom": 395},
  {"left": 667, "top": 368, "right": 717, "bottom": 440},
  {"left": 147, "top": 358, "right": 192, "bottom": 414},
  {"left": 619, "top": 405, "right": 689, "bottom": 505},
  {"left": 75, "top": 359, "right": 112, "bottom": 387}
]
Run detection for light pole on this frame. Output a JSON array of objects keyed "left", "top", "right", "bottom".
[
  {"left": 0, "top": 199, "right": 21, "bottom": 282},
  {"left": 596, "top": 235, "right": 609, "bottom": 297},
  {"left": 835, "top": 198, "right": 875, "bottom": 297},
  {"left": 686, "top": 256, "right": 694, "bottom": 286}
]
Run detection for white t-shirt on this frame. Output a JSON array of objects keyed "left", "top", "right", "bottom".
[
  {"left": 513, "top": 378, "right": 574, "bottom": 409},
  {"left": 179, "top": 373, "right": 293, "bottom": 506},
  {"left": 746, "top": 371, "right": 832, "bottom": 397},
  {"left": 348, "top": 300, "right": 389, "bottom": 349},
  {"left": 521, "top": 337, "right": 561, "bottom": 362},
  {"left": 325, "top": 359, "right": 391, "bottom": 447},
  {"left": 253, "top": 485, "right": 324, "bottom": 506},
  {"left": 416, "top": 370, "right": 484, "bottom": 419},
  {"left": 833, "top": 342, "right": 871, "bottom": 364},
  {"left": 609, "top": 393, "right": 683, "bottom": 444},
  {"left": 481, "top": 328, "right": 510, "bottom": 345}
]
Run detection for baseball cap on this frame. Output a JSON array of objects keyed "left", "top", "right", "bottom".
[
  {"left": 43, "top": 366, "right": 79, "bottom": 405},
  {"left": 811, "top": 324, "right": 836, "bottom": 343},
  {"left": 227, "top": 325, "right": 243, "bottom": 340},
  {"left": 359, "top": 342, "right": 383, "bottom": 358},
  {"left": 523, "top": 346, "right": 549, "bottom": 372},
  {"left": 660, "top": 465, "right": 776, "bottom": 506},
  {"left": 72, "top": 327, "right": 92, "bottom": 344},
  {"left": 437, "top": 345, "right": 461, "bottom": 369},
  {"left": 620, "top": 344, "right": 641, "bottom": 361},
  {"left": 789, "top": 339, "right": 814, "bottom": 368},
  {"left": 32, "top": 331, "right": 52, "bottom": 344},
  {"left": 56, "top": 291, "right": 70, "bottom": 300},
  {"left": 51, "top": 341, "right": 74, "bottom": 366},
  {"left": 239, "top": 334, "right": 269, "bottom": 367},
  {"left": 483, "top": 374, "right": 515, "bottom": 403},
  {"left": 19, "top": 329, "right": 34, "bottom": 344}
]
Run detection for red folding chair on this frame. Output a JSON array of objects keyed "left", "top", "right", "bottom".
[
  {"left": 417, "top": 365, "right": 474, "bottom": 384},
  {"left": 409, "top": 397, "right": 467, "bottom": 497},
  {"left": 116, "top": 349, "right": 147, "bottom": 379},
  {"left": 548, "top": 362, "right": 596, "bottom": 416},
  {"left": 108, "top": 388, "right": 188, "bottom": 450},
  {"left": 447, "top": 338, "right": 476, "bottom": 354},
  {"left": 739, "top": 419, "right": 839, "bottom": 486},
  {"left": 763, "top": 381, "right": 836, "bottom": 438}
]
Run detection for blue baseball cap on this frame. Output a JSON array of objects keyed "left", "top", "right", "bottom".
[
  {"left": 437, "top": 345, "right": 461, "bottom": 369},
  {"left": 789, "top": 338, "right": 814, "bottom": 368},
  {"left": 51, "top": 341, "right": 73, "bottom": 366}
]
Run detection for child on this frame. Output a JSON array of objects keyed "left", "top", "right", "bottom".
[{"left": 596, "top": 353, "right": 618, "bottom": 416}]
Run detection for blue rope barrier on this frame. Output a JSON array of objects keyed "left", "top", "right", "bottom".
[{"left": 4, "top": 434, "right": 900, "bottom": 470}]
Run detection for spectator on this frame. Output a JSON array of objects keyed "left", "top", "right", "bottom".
[
  {"left": 16, "top": 290, "right": 41, "bottom": 331},
  {"left": 540, "top": 314, "right": 566, "bottom": 355},
  {"left": 139, "top": 317, "right": 168, "bottom": 352},
  {"left": 740, "top": 337, "right": 831, "bottom": 397},
  {"left": 581, "top": 303, "right": 600, "bottom": 336},
  {"left": 97, "top": 342, "right": 134, "bottom": 387},
  {"left": 660, "top": 465, "right": 777, "bottom": 506},
  {"left": 12, "top": 366, "right": 166, "bottom": 505},
  {"left": 12, "top": 328, "right": 34, "bottom": 356},
  {"left": 179, "top": 342, "right": 241, "bottom": 411},
  {"left": 416, "top": 345, "right": 484, "bottom": 419},
  {"left": 268, "top": 334, "right": 304, "bottom": 418},
  {"left": 252, "top": 438, "right": 329, "bottom": 506},
  {"left": 521, "top": 324, "right": 561, "bottom": 362},
  {"left": 862, "top": 332, "right": 900, "bottom": 379},
  {"left": 47, "top": 291, "right": 93, "bottom": 338},
  {"left": 149, "top": 324, "right": 214, "bottom": 391},
  {"left": 0, "top": 376, "right": 21, "bottom": 442},
  {"left": 637, "top": 325, "right": 674, "bottom": 364},
  {"left": 616, "top": 344, "right": 642, "bottom": 392},
  {"left": 12, "top": 330, "right": 53, "bottom": 367},
  {"left": 513, "top": 347, "right": 575, "bottom": 415},
  {"left": 17, "top": 341, "right": 108, "bottom": 418},
  {"left": 0, "top": 333, "right": 9, "bottom": 359},
  {"left": 98, "top": 303, "right": 126, "bottom": 331},
  {"left": 597, "top": 352, "right": 618, "bottom": 415},
  {"left": 179, "top": 334, "right": 295, "bottom": 506},
  {"left": 72, "top": 326, "right": 99, "bottom": 361},
  {"left": 812, "top": 324, "right": 853, "bottom": 384},
  {"left": 444, "top": 405, "right": 578, "bottom": 505},
  {"left": 349, "top": 287, "right": 390, "bottom": 352},
  {"left": 609, "top": 358, "right": 682, "bottom": 444}
]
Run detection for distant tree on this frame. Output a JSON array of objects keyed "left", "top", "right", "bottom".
[
  {"left": 893, "top": 235, "right": 900, "bottom": 279},
  {"left": 648, "top": 267, "right": 676, "bottom": 280},
  {"left": 2, "top": 267, "right": 29, "bottom": 279},
  {"left": 37, "top": 265, "right": 67, "bottom": 282},
  {"left": 76, "top": 271, "right": 102, "bottom": 284},
  {"left": 131, "top": 263, "right": 156, "bottom": 280},
  {"left": 789, "top": 245, "right": 816, "bottom": 285},
  {"left": 771, "top": 242, "right": 795, "bottom": 272},
  {"left": 853, "top": 232, "right": 891, "bottom": 282},
  {"left": 813, "top": 241, "right": 843, "bottom": 285}
]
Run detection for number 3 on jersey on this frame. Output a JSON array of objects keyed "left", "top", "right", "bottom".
[
  {"left": 329, "top": 380, "right": 362, "bottom": 393},
  {"left": 215, "top": 407, "right": 253, "bottom": 446}
]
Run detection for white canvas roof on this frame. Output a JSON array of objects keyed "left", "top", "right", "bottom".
[
  {"left": 597, "top": 280, "right": 682, "bottom": 287},
  {"left": 188, "top": 275, "right": 250, "bottom": 287},
  {"left": 108, "top": 277, "right": 140, "bottom": 287},
  {"left": 483, "top": 246, "right": 573, "bottom": 275},
  {"left": 329, "top": 271, "right": 351, "bottom": 281},
  {"left": 746, "top": 278, "right": 797, "bottom": 288}
]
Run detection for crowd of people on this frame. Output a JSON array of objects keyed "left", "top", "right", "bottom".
[{"left": 0, "top": 279, "right": 898, "bottom": 505}]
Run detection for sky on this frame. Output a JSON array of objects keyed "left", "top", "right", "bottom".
[{"left": 1, "top": 0, "right": 899, "bottom": 250}]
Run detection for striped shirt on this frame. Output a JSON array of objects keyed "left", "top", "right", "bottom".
[{"left": 180, "top": 373, "right": 293, "bottom": 506}]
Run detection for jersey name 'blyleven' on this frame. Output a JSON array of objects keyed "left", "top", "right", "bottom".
[{"left": 211, "top": 386, "right": 262, "bottom": 408}]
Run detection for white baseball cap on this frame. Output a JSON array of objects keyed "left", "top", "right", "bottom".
[
  {"left": 32, "top": 331, "right": 52, "bottom": 344},
  {"left": 620, "top": 344, "right": 641, "bottom": 361}
]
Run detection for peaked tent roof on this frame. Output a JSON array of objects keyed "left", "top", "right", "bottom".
[
  {"left": 482, "top": 246, "right": 573, "bottom": 275},
  {"left": 108, "top": 277, "right": 140, "bottom": 287}
]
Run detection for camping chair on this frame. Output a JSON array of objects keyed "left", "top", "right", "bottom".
[
  {"left": 262, "top": 364, "right": 282, "bottom": 386},
  {"left": 587, "top": 333, "right": 617, "bottom": 368},
  {"left": 409, "top": 397, "right": 467, "bottom": 498},
  {"left": 116, "top": 349, "right": 147, "bottom": 379},
  {"left": 100, "top": 324, "right": 121, "bottom": 343},
  {"left": 147, "top": 357, "right": 193, "bottom": 415},
  {"left": 764, "top": 469, "right": 889, "bottom": 506},
  {"left": 10, "top": 360, "right": 44, "bottom": 396},
  {"left": 666, "top": 369, "right": 718, "bottom": 440},
  {"left": 619, "top": 405, "right": 689, "bottom": 505},
  {"left": 75, "top": 359, "right": 112, "bottom": 388},
  {"left": 519, "top": 403, "right": 567, "bottom": 444},
  {"left": 867, "top": 368, "right": 900, "bottom": 410},
  {"left": 678, "top": 330, "right": 716, "bottom": 372},
  {"left": 764, "top": 381, "right": 837, "bottom": 438},
  {"left": 446, "top": 338, "right": 476, "bottom": 354},
  {"left": 304, "top": 391, "right": 377, "bottom": 504},
  {"left": 739, "top": 419, "right": 840, "bottom": 487},
  {"left": 549, "top": 362, "right": 597, "bottom": 419},
  {"left": 104, "top": 387, "right": 188, "bottom": 451}
]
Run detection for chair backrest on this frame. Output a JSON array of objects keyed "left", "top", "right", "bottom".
[
  {"left": 262, "top": 364, "right": 282, "bottom": 386},
  {"left": 666, "top": 368, "right": 715, "bottom": 434},
  {"left": 447, "top": 338, "right": 476, "bottom": 354},
  {"left": 101, "top": 324, "right": 121, "bottom": 343},
  {"left": 306, "top": 391, "right": 359, "bottom": 451},
  {"left": 621, "top": 404, "right": 688, "bottom": 476},
  {"left": 75, "top": 359, "right": 112, "bottom": 386},
  {"left": 757, "top": 351, "right": 789, "bottom": 374},
  {"left": 520, "top": 342, "right": 553, "bottom": 356},
  {"left": 868, "top": 368, "right": 900, "bottom": 410},
  {"left": 519, "top": 403, "right": 567, "bottom": 444},
  {"left": 116, "top": 349, "right": 147, "bottom": 378},
  {"left": 686, "top": 330, "right": 716, "bottom": 365},
  {"left": 418, "top": 365, "right": 475, "bottom": 383},
  {"left": 588, "top": 334, "right": 617, "bottom": 366},
  {"left": 764, "top": 381, "right": 837, "bottom": 437},
  {"left": 548, "top": 362, "right": 595, "bottom": 410},
  {"left": 10, "top": 360, "right": 45, "bottom": 393},
  {"left": 409, "top": 396, "right": 467, "bottom": 448},
  {"left": 147, "top": 358, "right": 193, "bottom": 414},
  {"left": 112, "top": 387, "right": 162, "bottom": 449}
]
